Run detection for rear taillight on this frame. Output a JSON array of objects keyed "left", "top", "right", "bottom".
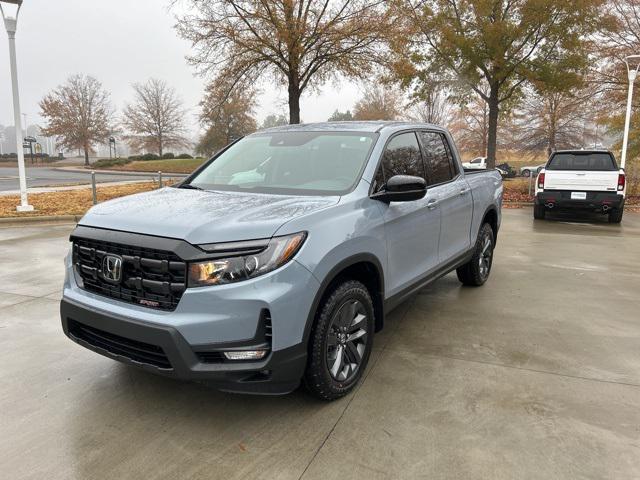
[
  {"left": 537, "top": 172, "right": 545, "bottom": 189},
  {"left": 618, "top": 173, "right": 626, "bottom": 191}
]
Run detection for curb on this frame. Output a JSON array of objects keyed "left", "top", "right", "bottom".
[{"left": 0, "top": 215, "right": 82, "bottom": 226}]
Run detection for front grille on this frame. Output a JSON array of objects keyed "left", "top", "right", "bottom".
[
  {"left": 68, "top": 320, "right": 172, "bottom": 370},
  {"left": 72, "top": 237, "right": 187, "bottom": 311}
]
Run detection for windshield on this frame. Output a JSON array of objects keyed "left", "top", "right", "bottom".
[
  {"left": 189, "top": 131, "right": 377, "bottom": 195},
  {"left": 547, "top": 152, "right": 617, "bottom": 171}
]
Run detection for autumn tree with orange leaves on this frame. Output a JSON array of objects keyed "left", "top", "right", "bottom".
[
  {"left": 175, "top": 0, "right": 392, "bottom": 125},
  {"left": 390, "top": 0, "right": 605, "bottom": 169},
  {"left": 39, "top": 74, "right": 112, "bottom": 166}
]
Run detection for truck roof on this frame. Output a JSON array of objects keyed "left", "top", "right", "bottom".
[
  {"left": 552, "top": 149, "right": 613, "bottom": 155},
  {"left": 257, "top": 121, "right": 446, "bottom": 134}
]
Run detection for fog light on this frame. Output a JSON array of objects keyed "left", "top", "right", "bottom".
[{"left": 223, "top": 350, "right": 268, "bottom": 361}]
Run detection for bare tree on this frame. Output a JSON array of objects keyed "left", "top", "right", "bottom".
[
  {"left": 39, "top": 74, "right": 112, "bottom": 166},
  {"left": 448, "top": 93, "right": 489, "bottom": 156},
  {"left": 513, "top": 85, "right": 601, "bottom": 157},
  {"left": 197, "top": 81, "right": 258, "bottom": 156},
  {"left": 122, "top": 78, "right": 190, "bottom": 157},
  {"left": 407, "top": 87, "right": 452, "bottom": 126},
  {"left": 597, "top": 0, "right": 640, "bottom": 160},
  {"left": 353, "top": 85, "right": 403, "bottom": 121},
  {"left": 175, "top": 0, "right": 391, "bottom": 124}
]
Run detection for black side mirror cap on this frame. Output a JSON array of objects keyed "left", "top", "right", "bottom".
[{"left": 371, "top": 174, "right": 427, "bottom": 203}]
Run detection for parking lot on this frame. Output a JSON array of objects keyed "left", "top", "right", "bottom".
[{"left": 1, "top": 209, "right": 639, "bottom": 480}]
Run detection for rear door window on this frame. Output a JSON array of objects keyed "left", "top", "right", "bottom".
[
  {"left": 547, "top": 153, "right": 617, "bottom": 171},
  {"left": 374, "top": 132, "right": 426, "bottom": 190},
  {"left": 419, "top": 132, "right": 456, "bottom": 185}
]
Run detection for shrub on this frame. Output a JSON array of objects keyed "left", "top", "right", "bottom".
[
  {"left": 162, "top": 152, "right": 175, "bottom": 159},
  {"left": 127, "top": 153, "right": 161, "bottom": 161},
  {"left": 176, "top": 153, "right": 193, "bottom": 159},
  {"left": 93, "top": 158, "right": 130, "bottom": 168}
]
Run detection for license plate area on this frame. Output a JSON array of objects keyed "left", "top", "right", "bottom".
[{"left": 571, "top": 192, "right": 587, "bottom": 200}]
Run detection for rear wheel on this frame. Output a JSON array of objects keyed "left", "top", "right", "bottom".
[
  {"left": 608, "top": 205, "right": 624, "bottom": 224},
  {"left": 534, "top": 204, "right": 546, "bottom": 220},
  {"left": 304, "top": 280, "right": 374, "bottom": 401},
  {"left": 457, "top": 223, "right": 495, "bottom": 287}
]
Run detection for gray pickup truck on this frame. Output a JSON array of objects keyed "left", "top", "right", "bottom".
[{"left": 61, "top": 121, "right": 503, "bottom": 400}]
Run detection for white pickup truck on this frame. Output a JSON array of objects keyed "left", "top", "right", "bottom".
[
  {"left": 462, "top": 157, "right": 487, "bottom": 169},
  {"left": 534, "top": 150, "right": 626, "bottom": 223}
]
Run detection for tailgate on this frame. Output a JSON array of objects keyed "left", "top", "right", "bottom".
[{"left": 544, "top": 170, "right": 619, "bottom": 192}]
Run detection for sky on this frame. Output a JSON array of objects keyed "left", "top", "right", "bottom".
[{"left": 0, "top": 0, "right": 362, "bottom": 138}]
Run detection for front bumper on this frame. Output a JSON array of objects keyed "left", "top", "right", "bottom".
[
  {"left": 61, "top": 298, "right": 307, "bottom": 394},
  {"left": 536, "top": 191, "right": 624, "bottom": 211},
  {"left": 61, "top": 239, "right": 320, "bottom": 394}
]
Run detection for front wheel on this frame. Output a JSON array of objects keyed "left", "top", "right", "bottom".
[
  {"left": 457, "top": 223, "right": 495, "bottom": 287},
  {"left": 304, "top": 280, "right": 375, "bottom": 401},
  {"left": 522, "top": 169, "right": 531, "bottom": 177}
]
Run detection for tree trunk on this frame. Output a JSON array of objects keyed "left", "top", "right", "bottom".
[
  {"left": 548, "top": 104, "right": 556, "bottom": 157},
  {"left": 482, "top": 102, "right": 488, "bottom": 155},
  {"left": 288, "top": 79, "right": 301, "bottom": 124},
  {"left": 83, "top": 142, "right": 89, "bottom": 166},
  {"left": 486, "top": 86, "right": 500, "bottom": 170},
  {"left": 158, "top": 134, "right": 163, "bottom": 157}
]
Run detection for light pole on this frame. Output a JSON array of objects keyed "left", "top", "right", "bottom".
[
  {"left": 620, "top": 55, "right": 640, "bottom": 170},
  {"left": 1, "top": 0, "right": 32, "bottom": 211}
]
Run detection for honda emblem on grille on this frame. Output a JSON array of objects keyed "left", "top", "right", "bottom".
[{"left": 102, "top": 255, "right": 123, "bottom": 283}]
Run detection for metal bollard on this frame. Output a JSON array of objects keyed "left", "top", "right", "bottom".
[
  {"left": 158, "top": 171, "right": 163, "bottom": 188},
  {"left": 528, "top": 173, "right": 533, "bottom": 196},
  {"left": 91, "top": 171, "right": 97, "bottom": 205}
]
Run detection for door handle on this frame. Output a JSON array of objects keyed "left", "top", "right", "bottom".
[
  {"left": 427, "top": 199, "right": 439, "bottom": 210},
  {"left": 460, "top": 188, "right": 470, "bottom": 196}
]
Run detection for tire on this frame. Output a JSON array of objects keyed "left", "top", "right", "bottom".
[
  {"left": 522, "top": 169, "right": 531, "bottom": 177},
  {"left": 456, "top": 223, "right": 495, "bottom": 287},
  {"left": 608, "top": 205, "right": 624, "bottom": 224},
  {"left": 304, "top": 280, "right": 375, "bottom": 401},
  {"left": 534, "top": 204, "right": 546, "bottom": 220}
]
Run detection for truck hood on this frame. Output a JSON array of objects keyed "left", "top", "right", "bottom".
[{"left": 79, "top": 187, "right": 339, "bottom": 244}]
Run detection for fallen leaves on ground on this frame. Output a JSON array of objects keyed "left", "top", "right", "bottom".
[{"left": 0, "top": 182, "right": 159, "bottom": 218}]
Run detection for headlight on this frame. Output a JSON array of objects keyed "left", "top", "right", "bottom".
[{"left": 188, "top": 232, "right": 306, "bottom": 287}]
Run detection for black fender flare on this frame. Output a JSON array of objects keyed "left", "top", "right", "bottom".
[{"left": 302, "top": 253, "right": 385, "bottom": 348}]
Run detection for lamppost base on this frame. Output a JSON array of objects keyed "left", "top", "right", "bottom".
[{"left": 16, "top": 204, "right": 34, "bottom": 212}]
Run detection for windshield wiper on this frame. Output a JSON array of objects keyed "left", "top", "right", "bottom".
[{"left": 177, "top": 183, "right": 203, "bottom": 190}]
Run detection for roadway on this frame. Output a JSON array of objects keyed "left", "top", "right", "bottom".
[{"left": 0, "top": 167, "right": 185, "bottom": 192}]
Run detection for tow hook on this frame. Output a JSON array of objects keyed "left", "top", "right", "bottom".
[
  {"left": 602, "top": 204, "right": 610, "bottom": 212},
  {"left": 545, "top": 202, "right": 555, "bottom": 209}
]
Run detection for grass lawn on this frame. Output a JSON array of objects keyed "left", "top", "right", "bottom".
[
  {"left": 93, "top": 158, "right": 206, "bottom": 174},
  {"left": 0, "top": 182, "right": 159, "bottom": 218}
]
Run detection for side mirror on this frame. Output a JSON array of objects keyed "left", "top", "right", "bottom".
[{"left": 372, "top": 175, "right": 427, "bottom": 203}]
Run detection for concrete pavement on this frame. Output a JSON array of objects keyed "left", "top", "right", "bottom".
[{"left": 1, "top": 210, "right": 639, "bottom": 479}]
